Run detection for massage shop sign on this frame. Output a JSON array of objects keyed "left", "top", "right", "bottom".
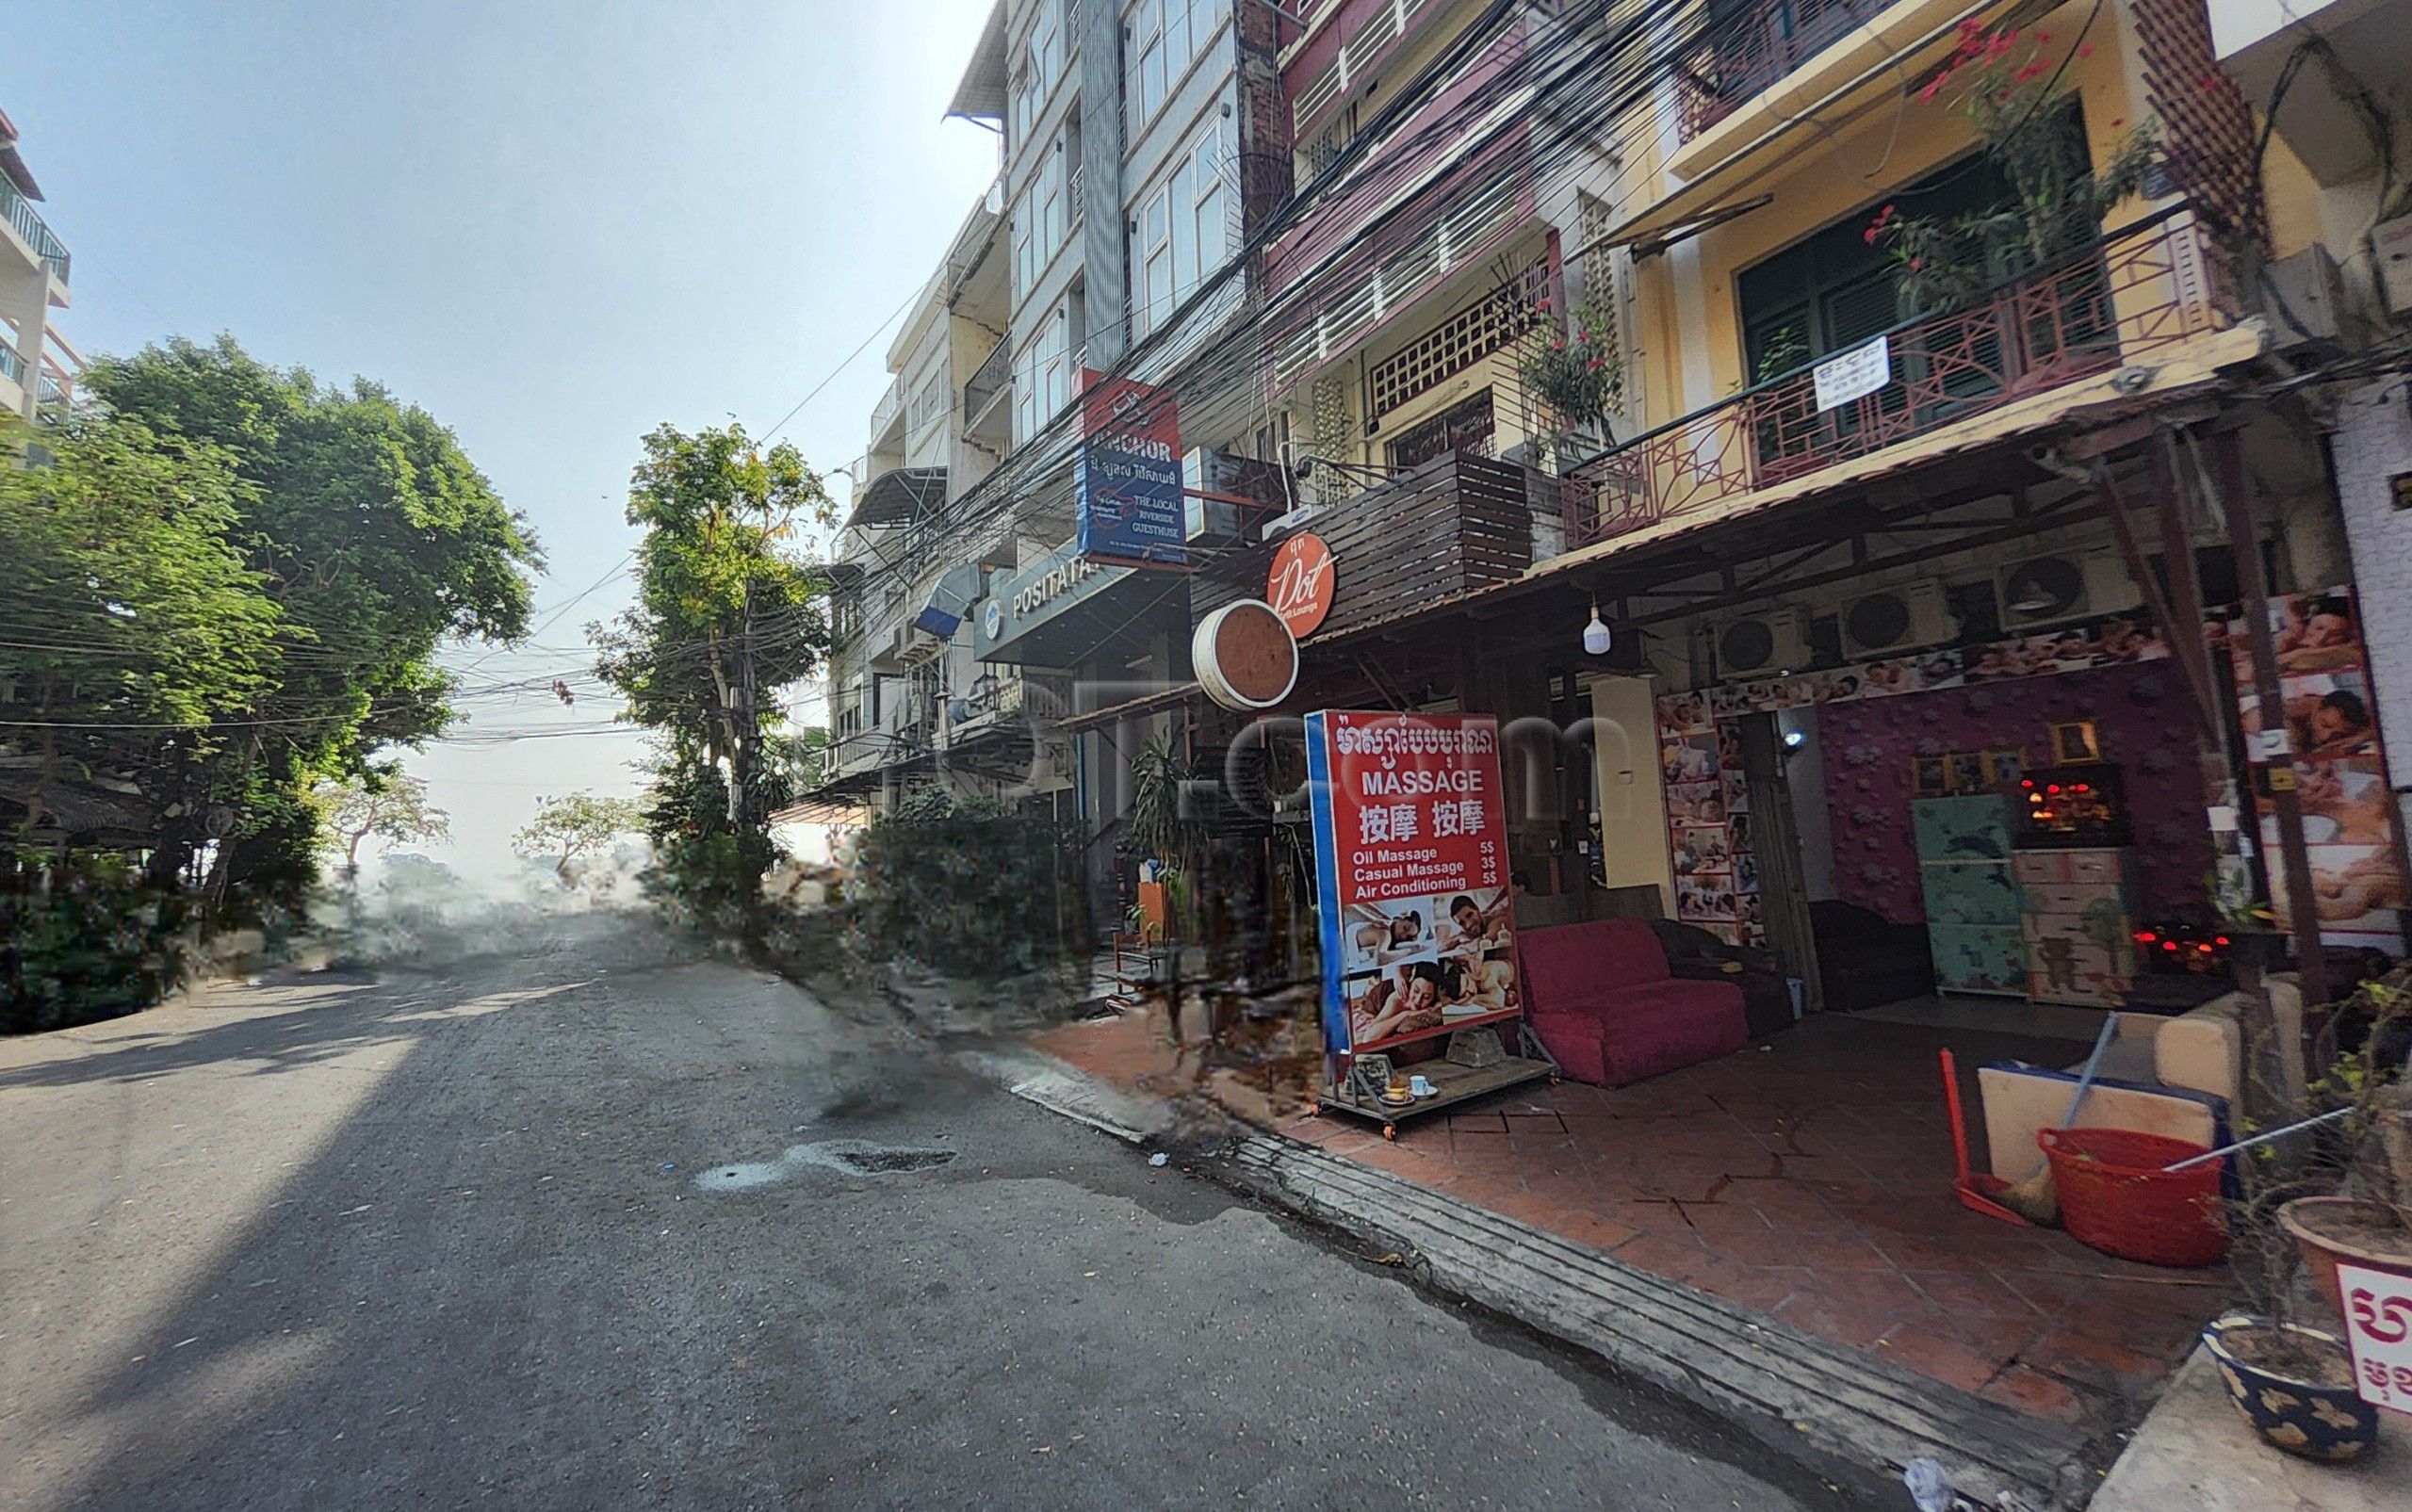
[{"left": 1305, "top": 711, "right": 1524, "bottom": 1060}]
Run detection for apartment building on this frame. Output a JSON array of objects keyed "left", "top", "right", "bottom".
[
  {"left": 1180, "top": 0, "right": 2406, "bottom": 1000},
  {"left": 803, "top": 0, "right": 1290, "bottom": 870},
  {"left": 0, "top": 106, "right": 78, "bottom": 423}
]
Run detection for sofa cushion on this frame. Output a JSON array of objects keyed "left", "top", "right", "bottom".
[
  {"left": 1521, "top": 917, "right": 1670, "bottom": 1011},
  {"left": 1527, "top": 1012, "right": 1606, "bottom": 1084}
]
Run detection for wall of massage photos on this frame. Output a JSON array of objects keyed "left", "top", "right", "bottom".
[{"left": 1656, "top": 609, "right": 2175, "bottom": 945}]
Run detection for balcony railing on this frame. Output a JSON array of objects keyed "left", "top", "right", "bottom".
[
  {"left": 1673, "top": 0, "right": 1891, "bottom": 144},
  {"left": 964, "top": 337, "right": 1011, "bottom": 417},
  {"left": 869, "top": 376, "right": 904, "bottom": 441},
  {"left": 0, "top": 177, "right": 70, "bottom": 284},
  {"left": 0, "top": 346, "right": 20, "bottom": 384},
  {"left": 1068, "top": 164, "right": 1086, "bottom": 226},
  {"left": 1562, "top": 207, "right": 2233, "bottom": 550}
]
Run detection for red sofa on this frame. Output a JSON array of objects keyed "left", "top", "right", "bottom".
[{"left": 1519, "top": 917, "right": 1748, "bottom": 1086}]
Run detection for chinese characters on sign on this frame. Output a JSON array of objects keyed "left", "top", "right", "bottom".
[
  {"left": 1074, "top": 373, "right": 1186, "bottom": 569},
  {"left": 1304, "top": 712, "right": 1523, "bottom": 1058},
  {"left": 2339, "top": 1261, "right": 2412, "bottom": 1415}
]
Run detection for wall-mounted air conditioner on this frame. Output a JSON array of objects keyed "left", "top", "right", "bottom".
[
  {"left": 1839, "top": 580, "right": 1951, "bottom": 659},
  {"left": 1709, "top": 607, "right": 1809, "bottom": 678},
  {"left": 1996, "top": 549, "right": 2140, "bottom": 629}
]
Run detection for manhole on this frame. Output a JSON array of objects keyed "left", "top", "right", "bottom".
[{"left": 693, "top": 1138, "right": 956, "bottom": 1192}]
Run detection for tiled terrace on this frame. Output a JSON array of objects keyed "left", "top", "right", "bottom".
[{"left": 1031, "top": 1008, "right": 2228, "bottom": 1432}]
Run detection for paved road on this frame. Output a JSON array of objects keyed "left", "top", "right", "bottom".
[{"left": 1, "top": 916, "right": 1873, "bottom": 1511}]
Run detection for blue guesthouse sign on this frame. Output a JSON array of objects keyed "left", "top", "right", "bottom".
[{"left": 1073, "top": 372, "right": 1186, "bottom": 569}]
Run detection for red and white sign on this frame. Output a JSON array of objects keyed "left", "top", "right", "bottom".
[
  {"left": 1307, "top": 711, "right": 1523, "bottom": 1054},
  {"left": 2339, "top": 1262, "right": 2412, "bottom": 1414},
  {"left": 1266, "top": 531, "right": 1335, "bottom": 639}
]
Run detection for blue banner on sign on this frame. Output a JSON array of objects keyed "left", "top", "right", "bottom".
[
  {"left": 1075, "top": 373, "right": 1187, "bottom": 568},
  {"left": 1302, "top": 710, "right": 1349, "bottom": 1056}
]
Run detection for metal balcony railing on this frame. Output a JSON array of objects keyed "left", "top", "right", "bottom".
[
  {"left": 869, "top": 377, "right": 904, "bottom": 441},
  {"left": 1673, "top": 0, "right": 1892, "bottom": 144},
  {"left": 0, "top": 177, "right": 70, "bottom": 284},
  {"left": 1561, "top": 207, "right": 2233, "bottom": 550},
  {"left": 964, "top": 338, "right": 1011, "bottom": 417},
  {"left": 1068, "top": 164, "right": 1085, "bottom": 226}
]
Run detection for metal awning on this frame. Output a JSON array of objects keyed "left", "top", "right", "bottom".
[
  {"left": 847, "top": 466, "right": 947, "bottom": 529},
  {"left": 946, "top": 1, "right": 1009, "bottom": 121}
]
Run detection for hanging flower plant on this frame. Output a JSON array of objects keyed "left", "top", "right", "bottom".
[
  {"left": 1870, "top": 23, "right": 2156, "bottom": 312},
  {"left": 1520, "top": 301, "right": 1623, "bottom": 433}
]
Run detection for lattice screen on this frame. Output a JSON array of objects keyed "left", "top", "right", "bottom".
[
  {"left": 1365, "top": 255, "right": 1552, "bottom": 418},
  {"left": 2134, "top": 0, "right": 2267, "bottom": 254}
]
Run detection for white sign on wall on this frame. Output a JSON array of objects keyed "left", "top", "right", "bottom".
[
  {"left": 1813, "top": 335, "right": 1891, "bottom": 413},
  {"left": 2339, "top": 1261, "right": 2412, "bottom": 1414}
]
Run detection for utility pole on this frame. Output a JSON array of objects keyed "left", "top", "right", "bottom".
[{"left": 731, "top": 573, "right": 758, "bottom": 831}]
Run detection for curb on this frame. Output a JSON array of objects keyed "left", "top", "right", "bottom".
[{"left": 981, "top": 1047, "right": 2093, "bottom": 1511}]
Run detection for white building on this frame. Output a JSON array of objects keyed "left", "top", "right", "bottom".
[{"left": 0, "top": 106, "right": 77, "bottom": 423}]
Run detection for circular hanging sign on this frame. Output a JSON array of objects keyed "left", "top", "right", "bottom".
[
  {"left": 1193, "top": 599, "right": 1298, "bottom": 712},
  {"left": 1264, "top": 531, "right": 1336, "bottom": 639}
]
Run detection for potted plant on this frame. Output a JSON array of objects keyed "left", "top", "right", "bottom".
[
  {"left": 2205, "top": 962, "right": 2412, "bottom": 1461},
  {"left": 1519, "top": 301, "right": 1622, "bottom": 461},
  {"left": 2279, "top": 964, "right": 2412, "bottom": 1307}
]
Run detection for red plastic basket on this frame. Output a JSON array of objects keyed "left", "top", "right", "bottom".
[{"left": 2037, "top": 1127, "right": 2227, "bottom": 1268}]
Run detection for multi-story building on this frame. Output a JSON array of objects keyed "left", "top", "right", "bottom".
[
  {"left": 802, "top": 0, "right": 1293, "bottom": 909},
  {"left": 0, "top": 106, "right": 78, "bottom": 423}
]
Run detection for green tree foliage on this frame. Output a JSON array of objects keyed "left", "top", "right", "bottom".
[
  {"left": 592, "top": 423, "right": 833, "bottom": 935},
  {"left": 848, "top": 789, "right": 1084, "bottom": 978},
  {"left": 314, "top": 770, "right": 450, "bottom": 876},
  {"left": 74, "top": 335, "right": 544, "bottom": 901},
  {"left": 513, "top": 790, "right": 643, "bottom": 878}
]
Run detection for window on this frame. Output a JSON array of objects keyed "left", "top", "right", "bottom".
[
  {"left": 1011, "top": 142, "right": 1070, "bottom": 303},
  {"left": 1126, "top": 0, "right": 1208, "bottom": 127},
  {"left": 1011, "top": 1, "right": 1062, "bottom": 144},
  {"left": 1013, "top": 304, "right": 1076, "bottom": 441},
  {"left": 1133, "top": 122, "right": 1230, "bottom": 338},
  {"left": 1385, "top": 389, "right": 1495, "bottom": 470}
]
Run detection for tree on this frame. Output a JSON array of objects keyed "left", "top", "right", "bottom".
[
  {"left": 513, "top": 791, "right": 642, "bottom": 879},
  {"left": 591, "top": 424, "right": 834, "bottom": 935},
  {"left": 315, "top": 771, "right": 450, "bottom": 878},
  {"left": 0, "top": 413, "right": 284, "bottom": 850},
  {"left": 80, "top": 335, "right": 544, "bottom": 902}
]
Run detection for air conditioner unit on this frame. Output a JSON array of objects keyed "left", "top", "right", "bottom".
[
  {"left": 1839, "top": 580, "right": 1951, "bottom": 659},
  {"left": 1996, "top": 549, "right": 2139, "bottom": 628},
  {"left": 1711, "top": 607, "right": 1809, "bottom": 678}
]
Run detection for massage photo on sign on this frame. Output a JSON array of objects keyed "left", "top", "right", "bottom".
[{"left": 1345, "top": 952, "right": 1521, "bottom": 1049}]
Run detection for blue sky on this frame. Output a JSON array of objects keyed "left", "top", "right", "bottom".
[{"left": 6, "top": 0, "right": 1000, "bottom": 877}]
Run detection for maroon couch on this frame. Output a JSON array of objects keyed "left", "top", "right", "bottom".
[{"left": 1519, "top": 917, "right": 1748, "bottom": 1086}]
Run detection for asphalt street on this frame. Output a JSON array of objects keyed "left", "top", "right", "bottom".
[{"left": 0, "top": 914, "right": 1879, "bottom": 1511}]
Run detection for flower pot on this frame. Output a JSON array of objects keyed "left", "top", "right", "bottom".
[
  {"left": 2201, "top": 1314, "right": 2379, "bottom": 1462},
  {"left": 2280, "top": 1195, "right": 2412, "bottom": 1313}
]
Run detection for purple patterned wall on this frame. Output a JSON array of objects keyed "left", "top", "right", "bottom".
[{"left": 1815, "top": 662, "right": 2213, "bottom": 923}]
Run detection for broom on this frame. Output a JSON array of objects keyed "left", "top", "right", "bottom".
[{"left": 1996, "top": 1015, "right": 2119, "bottom": 1226}]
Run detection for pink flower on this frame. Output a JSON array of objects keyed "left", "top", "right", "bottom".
[
  {"left": 2014, "top": 60, "right": 2046, "bottom": 83},
  {"left": 1909, "top": 256, "right": 1924, "bottom": 271},
  {"left": 2110, "top": 116, "right": 2126, "bottom": 128},
  {"left": 1917, "top": 74, "right": 1947, "bottom": 103},
  {"left": 1587, "top": 358, "right": 1603, "bottom": 371}
]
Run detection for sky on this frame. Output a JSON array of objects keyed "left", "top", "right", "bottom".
[{"left": 5, "top": 0, "right": 1001, "bottom": 879}]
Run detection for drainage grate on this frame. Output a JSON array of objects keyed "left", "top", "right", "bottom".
[{"left": 830, "top": 1146, "right": 956, "bottom": 1174}]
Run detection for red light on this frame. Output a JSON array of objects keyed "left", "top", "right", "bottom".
[
  {"left": 2163, "top": 940, "right": 2180, "bottom": 951},
  {"left": 2215, "top": 936, "right": 2230, "bottom": 947},
  {"left": 2197, "top": 944, "right": 2215, "bottom": 954},
  {"left": 2135, "top": 931, "right": 2157, "bottom": 942},
  {"left": 2047, "top": 784, "right": 2062, "bottom": 794},
  {"left": 2076, "top": 783, "right": 2092, "bottom": 793},
  {"left": 2022, "top": 778, "right": 2036, "bottom": 788}
]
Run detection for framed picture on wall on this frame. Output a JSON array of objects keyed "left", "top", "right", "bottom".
[
  {"left": 1912, "top": 754, "right": 1950, "bottom": 796},
  {"left": 2050, "top": 720, "right": 2102, "bottom": 764},
  {"left": 1984, "top": 745, "right": 2027, "bottom": 788},
  {"left": 1945, "top": 751, "right": 1990, "bottom": 794}
]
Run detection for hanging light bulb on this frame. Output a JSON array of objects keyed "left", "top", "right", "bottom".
[{"left": 1582, "top": 601, "right": 1612, "bottom": 656}]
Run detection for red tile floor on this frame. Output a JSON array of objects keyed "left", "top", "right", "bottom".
[{"left": 1032, "top": 1007, "right": 2229, "bottom": 1431}]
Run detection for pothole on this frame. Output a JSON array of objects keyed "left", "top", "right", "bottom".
[{"left": 693, "top": 1138, "right": 957, "bottom": 1192}]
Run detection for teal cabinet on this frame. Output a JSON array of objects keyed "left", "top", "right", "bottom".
[{"left": 1914, "top": 796, "right": 2026, "bottom": 997}]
